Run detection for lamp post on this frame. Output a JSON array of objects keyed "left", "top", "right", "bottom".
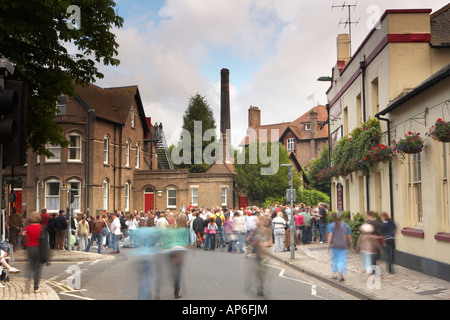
[{"left": 281, "top": 163, "right": 295, "bottom": 259}]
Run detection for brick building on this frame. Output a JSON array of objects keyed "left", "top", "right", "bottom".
[
  {"left": 3, "top": 69, "right": 237, "bottom": 219},
  {"left": 4, "top": 83, "right": 155, "bottom": 218},
  {"left": 240, "top": 104, "right": 329, "bottom": 169}
]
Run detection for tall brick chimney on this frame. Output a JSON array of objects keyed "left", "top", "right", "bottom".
[
  {"left": 248, "top": 106, "right": 261, "bottom": 129},
  {"left": 220, "top": 68, "right": 231, "bottom": 135},
  {"left": 220, "top": 68, "right": 231, "bottom": 162}
]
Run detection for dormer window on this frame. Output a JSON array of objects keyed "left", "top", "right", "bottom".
[{"left": 305, "top": 124, "right": 311, "bottom": 131}]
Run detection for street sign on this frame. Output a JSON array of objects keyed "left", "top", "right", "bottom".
[{"left": 286, "top": 189, "right": 296, "bottom": 202}]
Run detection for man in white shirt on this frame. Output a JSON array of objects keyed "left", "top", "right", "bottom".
[{"left": 110, "top": 213, "right": 121, "bottom": 253}]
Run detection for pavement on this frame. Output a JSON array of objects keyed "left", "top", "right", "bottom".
[{"left": 1, "top": 242, "right": 450, "bottom": 300}]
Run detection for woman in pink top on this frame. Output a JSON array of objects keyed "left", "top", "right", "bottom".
[{"left": 294, "top": 210, "right": 304, "bottom": 244}]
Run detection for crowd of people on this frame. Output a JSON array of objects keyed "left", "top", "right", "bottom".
[{"left": 1, "top": 202, "right": 397, "bottom": 297}]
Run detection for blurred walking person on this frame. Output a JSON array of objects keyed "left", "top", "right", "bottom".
[
  {"left": 381, "top": 212, "right": 397, "bottom": 274},
  {"left": 356, "top": 223, "right": 383, "bottom": 275},
  {"left": 24, "top": 212, "right": 44, "bottom": 293},
  {"left": 327, "top": 213, "right": 352, "bottom": 282}
]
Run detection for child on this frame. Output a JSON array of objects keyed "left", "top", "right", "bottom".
[
  {"left": 356, "top": 223, "right": 383, "bottom": 275},
  {"left": 224, "top": 214, "right": 236, "bottom": 252},
  {"left": 207, "top": 218, "right": 218, "bottom": 251}
]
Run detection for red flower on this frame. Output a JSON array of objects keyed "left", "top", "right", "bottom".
[
  {"left": 363, "top": 157, "right": 367, "bottom": 161},
  {"left": 408, "top": 131, "right": 412, "bottom": 135}
]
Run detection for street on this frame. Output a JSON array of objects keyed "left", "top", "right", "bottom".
[{"left": 13, "top": 244, "right": 358, "bottom": 301}]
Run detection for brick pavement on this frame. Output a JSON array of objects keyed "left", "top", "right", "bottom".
[{"left": 266, "top": 242, "right": 450, "bottom": 300}]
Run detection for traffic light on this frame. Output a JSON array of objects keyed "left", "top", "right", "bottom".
[
  {"left": 2, "top": 80, "right": 27, "bottom": 166},
  {"left": 0, "top": 86, "right": 18, "bottom": 144}
]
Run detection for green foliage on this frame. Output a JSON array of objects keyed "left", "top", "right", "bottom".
[
  {"left": 177, "top": 93, "right": 217, "bottom": 173},
  {"left": 0, "top": 0, "right": 124, "bottom": 156},
  {"left": 330, "top": 117, "right": 382, "bottom": 177},
  {"left": 235, "top": 142, "right": 302, "bottom": 202},
  {"left": 305, "top": 144, "right": 331, "bottom": 195},
  {"left": 260, "top": 189, "right": 329, "bottom": 207},
  {"left": 296, "top": 189, "right": 330, "bottom": 206}
]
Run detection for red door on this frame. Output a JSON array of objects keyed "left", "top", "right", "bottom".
[
  {"left": 144, "top": 192, "right": 154, "bottom": 212},
  {"left": 9, "top": 189, "right": 22, "bottom": 214},
  {"left": 238, "top": 196, "right": 248, "bottom": 209}
]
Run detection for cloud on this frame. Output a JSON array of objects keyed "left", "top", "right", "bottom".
[{"left": 92, "top": 0, "right": 450, "bottom": 147}]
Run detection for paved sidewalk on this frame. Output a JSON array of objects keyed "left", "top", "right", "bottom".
[
  {"left": 2, "top": 243, "right": 450, "bottom": 300},
  {"left": 266, "top": 242, "right": 450, "bottom": 300},
  {"left": 1, "top": 249, "right": 111, "bottom": 300}
]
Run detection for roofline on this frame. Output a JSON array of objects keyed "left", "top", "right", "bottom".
[{"left": 376, "top": 63, "right": 450, "bottom": 116}]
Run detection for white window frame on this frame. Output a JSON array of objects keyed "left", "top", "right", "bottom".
[
  {"left": 135, "top": 142, "right": 140, "bottom": 169},
  {"left": 287, "top": 138, "right": 296, "bottom": 153},
  {"left": 221, "top": 187, "right": 228, "bottom": 206},
  {"left": 36, "top": 180, "right": 40, "bottom": 211},
  {"left": 305, "top": 124, "right": 311, "bottom": 131},
  {"left": 45, "top": 144, "right": 61, "bottom": 162},
  {"left": 191, "top": 188, "right": 198, "bottom": 206},
  {"left": 67, "top": 180, "right": 81, "bottom": 213},
  {"left": 103, "top": 136, "right": 109, "bottom": 164},
  {"left": 167, "top": 188, "right": 177, "bottom": 209},
  {"left": 125, "top": 140, "right": 130, "bottom": 167},
  {"left": 125, "top": 182, "right": 130, "bottom": 212},
  {"left": 68, "top": 134, "right": 82, "bottom": 162},
  {"left": 45, "top": 180, "right": 60, "bottom": 213},
  {"left": 103, "top": 180, "right": 109, "bottom": 211}
]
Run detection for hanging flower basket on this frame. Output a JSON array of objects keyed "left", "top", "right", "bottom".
[
  {"left": 393, "top": 131, "right": 426, "bottom": 155},
  {"left": 426, "top": 118, "right": 450, "bottom": 142},
  {"left": 367, "top": 144, "right": 396, "bottom": 163}
]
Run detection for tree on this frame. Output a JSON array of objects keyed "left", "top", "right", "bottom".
[
  {"left": 234, "top": 142, "right": 303, "bottom": 203},
  {"left": 0, "top": 0, "right": 123, "bottom": 156},
  {"left": 305, "top": 144, "right": 331, "bottom": 196},
  {"left": 175, "top": 93, "right": 217, "bottom": 173}
]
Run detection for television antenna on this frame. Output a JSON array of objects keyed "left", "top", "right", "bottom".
[{"left": 332, "top": 2, "right": 360, "bottom": 56}]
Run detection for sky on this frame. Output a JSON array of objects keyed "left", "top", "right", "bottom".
[{"left": 91, "top": 0, "right": 450, "bottom": 147}]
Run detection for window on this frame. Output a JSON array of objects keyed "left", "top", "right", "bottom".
[
  {"left": 45, "top": 180, "right": 60, "bottom": 213},
  {"left": 46, "top": 144, "right": 61, "bottom": 162},
  {"left": 68, "top": 134, "right": 82, "bottom": 162},
  {"left": 130, "top": 107, "right": 135, "bottom": 128},
  {"left": 36, "top": 180, "right": 40, "bottom": 211},
  {"left": 135, "top": 142, "right": 140, "bottom": 169},
  {"left": 57, "top": 95, "right": 67, "bottom": 115},
  {"left": 167, "top": 188, "right": 177, "bottom": 208},
  {"left": 125, "top": 141, "right": 130, "bottom": 167},
  {"left": 191, "top": 188, "right": 198, "bottom": 206},
  {"left": 103, "top": 180, "right": 109, "bottom": 211},
  {"left": 125, "top": 182, "right": 130, "bottom": 212},
  {"left": 103, "top": 136, "right": 109, "bottom": 164},
  {"left": 287, "top": 138, "right": 296, "bottom": 153},
  {"left": 68, "top": 180, "right": 81, "bottom": 213},
  {"left": 408, "top": 153, "right": 423, "bottom": 225},
  {"left": 305, "top": 124, "right": 311, "bottom": 131},
  {"left": 221, "top": 187, "right": 227, "bottom": 206}
]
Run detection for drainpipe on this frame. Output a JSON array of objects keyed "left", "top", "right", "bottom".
[
  {"left": 376, "top": 115, "right": 394, "bottom": 220},
  {"left": 326, "top": 103, "right": 332, "bottom": 211},
  {"left": 360, "top": 60, "right": 370, "bottom": 212}
]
